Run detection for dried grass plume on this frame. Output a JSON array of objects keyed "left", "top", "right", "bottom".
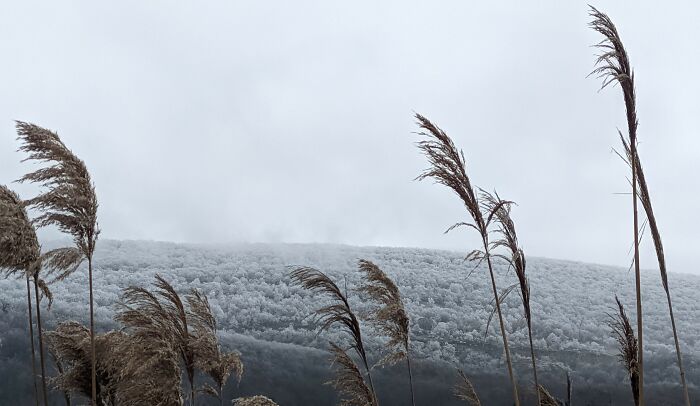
[{"left": 453, "top": 369, "right": 480, "bottom": 406}]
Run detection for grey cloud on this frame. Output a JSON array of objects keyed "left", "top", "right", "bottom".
[{"left": 1, "top": 1, "right": 698, "bottom": 273}]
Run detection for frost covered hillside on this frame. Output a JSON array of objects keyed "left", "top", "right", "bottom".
[{"left": 1, "top": 240, "right": 698, "bottom": 405}]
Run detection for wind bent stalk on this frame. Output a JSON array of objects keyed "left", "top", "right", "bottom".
[
  {"left": 0, "top": 185, "right": 46, "bottom": 406},
  {"left": 488, "top": 195, "right": 539, "bottom": 405},
  {"left": 33, "top": 271, "right": 49, "bottom": 405},
  {"left": 16, "top": 122, "right": 99, "bottom": 405},
  {"left": 413, "top": 113, "right": 519, "bottom": 405},
  {"left": 619, "top": 115, "right": 691, "bottom": 406},
  {"left": 89, "top": 255, "right": 96, "bottom": 405},
  {"left": 589, "top": 7, "right": 645, "bottom": 404},
  {"left": 26, "top": 276, "right": 40, "bottom": 406}
]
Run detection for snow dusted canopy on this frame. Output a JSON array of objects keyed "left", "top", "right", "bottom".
[
  {"left": 1, "top": 241, "right": 698, "bottom": 402},
  {"left": 0, "top": 2, "right": 698, "bottom": 273}
]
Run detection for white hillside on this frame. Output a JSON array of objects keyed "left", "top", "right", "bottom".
[{"left": 1, "top": 239, "right": 698, "bottom": 390}]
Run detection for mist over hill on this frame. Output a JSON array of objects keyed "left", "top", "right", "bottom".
[{"left": 1, "top": 240, "right": 698, "bottom": 405}]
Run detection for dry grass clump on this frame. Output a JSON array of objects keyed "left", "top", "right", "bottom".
[
  {"left": 45, "top": 322, "right": 115, "bottom": 403},
  {"left": 608, "top": 296, "right": 639, "bottom": 406},
  {"left": 115, "top": 275, "right": 246, "bottom": 405},
  {"left": 453, "top": 369, "right": 480, "bottom": 406},
  {"left": 117, "top": 274, "right": 198, "bottom": 404},
  {"left": 47, "top": 321, "right": 183, "bottom": 406},
  {"left": 291, "top": 266, "right": 378, "bottom": 404},
  {"left": 107, "top": 332, "right": 183, "bottom": 406},
  {"left": 293, "top": 261, "right": 417, "bottom": 405},
  {"left": 357, "top": 259, "right": 414, "bottom": 405},
  {"left": 0, "top": 186, "right": 40, "bottom": 274},
  {"left": 188, "top": 289, "right": 244, "bottom": 405},
  {"left": 413, "top": 113, "right": 519, "bottom": 405},
  {"left": 232, "top": 395, "right": 280, "bottom": 406},
  {"left": 48, "top": 275, "right": 251, "bottom": 405}
]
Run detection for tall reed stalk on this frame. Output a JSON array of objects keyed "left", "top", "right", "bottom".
[
  {"left": 487, "top": 195, "right": 540, "bottom": 405},
  {"left": 0, "top": 185, "right": 46, "bottom": 405},
  {"left": 412, "top": 113, "right": 519, "bottom": 405},
  {"left": 26, "top": 276, "right": 40, "bottom": 406},
  {"left": 15, "top": 122, "right": 100, "bottom": 405},
  {"left": 33, "top": 270, "right": 49, "bottom": 405},
  {"left": 618, "top": 133, "right": 690, "bottom": 404},
  {"left": 588, "top": 8, "right": 644, "bottom": 404}
]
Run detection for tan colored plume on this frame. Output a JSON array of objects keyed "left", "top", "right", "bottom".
[
  {"left": 327, "top": 342, "right": 377, "bottom": 406},
  {"left": 290, "top": 266, "right": 377, "bottom": 403},
  {"left": 608, "top": 295, "right": 639, "bottom": 406},
  {"left": 453, "top": 369, "right": 480, "bottom": 406},
  {"left": 232, "top": 395, "right": 279, "bottom": 406}
]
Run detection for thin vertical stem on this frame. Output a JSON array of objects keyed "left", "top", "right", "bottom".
[
  {"left": 407, "top": 355, "right": 416, "bottom": 406},
  {"left": 26, "top": 276, "right": 39, "bottom": 406},
  {"left": 484, "top": 243, "right": 519, "bottom": 406},
  {"left": 631, "top": 140, "right": 643, "bottom": 406},
  {"left": 666, "top": 292, "right": 690, "bottom": 405},
  {"left": 33, "top": 274, "right": 48, "bottom": 406},
  {"left": 364, "top": 358, "right": 378, "bottom": 405},
  {"left": 633, "top": 153, "right": 690, "bottom": 405},
  {"left": 89, "top": 256, "right": 96, "bottom": 405},
  {"left": 191, "top": 379, "right": 196, "bottom": 406},
  {"left": 527, "top": 325, "right": 540, "bottom": 406}
]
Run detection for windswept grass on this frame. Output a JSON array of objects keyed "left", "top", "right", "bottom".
[
  {"left": 233, "top": 396, "right": 280, "bottom": 406},
  {"left": 188, "top": 289, "right": 244, "bottom": 406},
  {"left": 357, "top": 259, "right": 414, "bottom": 405},
  {"left": 16, "top": 121, "right": 100, "bottom": 405},
  {"left": 413, "top": 113, "right": 520, "bottom": 405},
  {"left": 291, "top": 266, "right": 378, "bottom": 404},
  {"left": 0, "top": 185, "right": 42, "bottom": 405},
  {"left": 616, "top": 85, "right": 691, "bottom": 406},
  {"left": 117, "top": 274, "right": 198, "bottom": 405},
  {"left": 486, "top": 193, "right": 540, "bottom": 404},
  {"left": 608, "top": 295, "right": 639, "bottom": 406},
  {"left": 453, "top": 369, "right": 480, "bottom": 406},
  {"left": 327, "top": 342, "right": 377, "bottom": 406},
  {"left": 588, "top": 7, "right": 645, "bottom": 404}
]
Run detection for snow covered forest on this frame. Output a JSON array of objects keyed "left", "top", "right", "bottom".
[
  {"left": 1, "top": 240, "right": 698, "bottom": 404},
  {"left": 2, "top": 4, "right": 698, "bottom": 405}
]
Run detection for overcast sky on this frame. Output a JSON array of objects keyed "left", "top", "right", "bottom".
[{"left": 1, "top": 2, "right": 698, "bottom": 275}]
